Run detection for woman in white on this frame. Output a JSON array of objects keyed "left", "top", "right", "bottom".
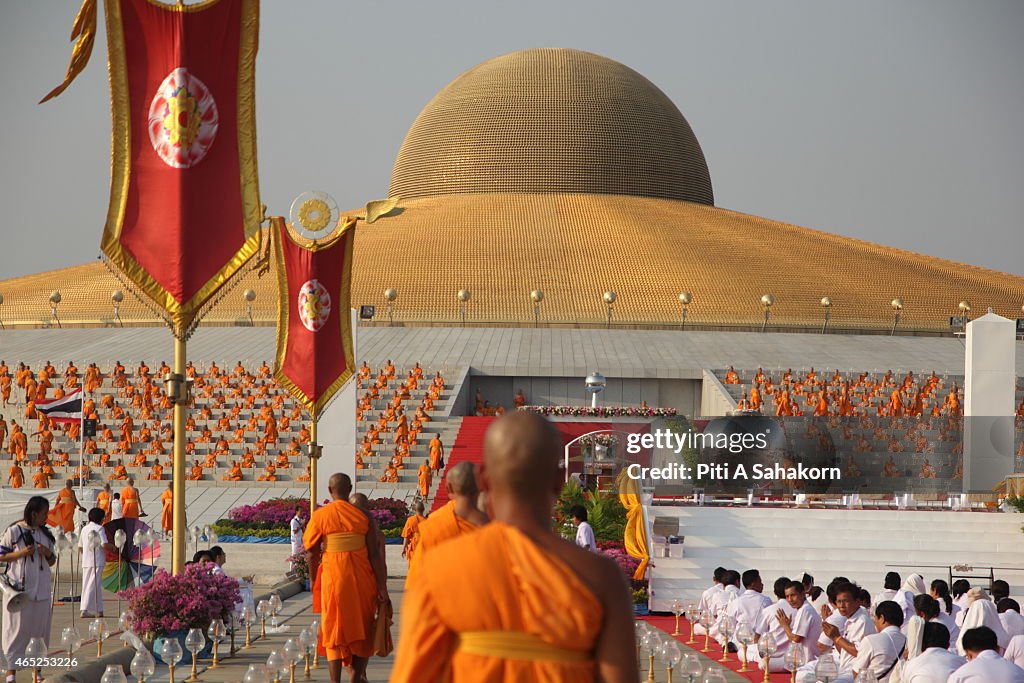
[
  {"left": 956, "top": 596, "right": 1009, "bottom": 655},
  {"left": 900, "top": 622, "right": 964, "bottom": 683},
  {"left": 79, "top": 508, "right": 114, "bottom": 618},
  {"left": 0, "top": 496, "right": 57, "bottom": 681}
]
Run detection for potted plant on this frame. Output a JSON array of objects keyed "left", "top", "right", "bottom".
[
  {"left": 120, "top": 563, "right": 241, "bottom": 664},
  {"left": 287, "top": 549, "right": 311, "bottom": 590}
]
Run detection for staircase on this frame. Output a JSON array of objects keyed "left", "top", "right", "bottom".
[
  {"left": 431, "top": 416, "right": 496, "bottom": 511},
  {"left": 647, "top": 505, "right": 1024, "bottom": 611}
]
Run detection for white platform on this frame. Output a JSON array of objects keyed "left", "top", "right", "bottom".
[{"left": 647, "top": 505, "right": 1024, "bottom": 611}]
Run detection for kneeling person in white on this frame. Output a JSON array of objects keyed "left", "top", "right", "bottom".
[
  {"left": 79, "top": 507, "right": 115, "bottom": 618},
  {"left": 816, "top": 582, "right": 876, "bottom": 675},
  {"left": 769, "top": 580, "right": 822, "bottom": 672},
  {"left": 726, "top": 569, "right": 772, "bottom": 648},
  {"left": 949, "top": 625, "right": 1024, "bottom": 682},
  {"left": 901, "top": 622, "right": 964, "bottom": 682}
]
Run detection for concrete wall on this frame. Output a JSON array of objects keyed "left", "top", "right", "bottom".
[
  {"left": 699, "top": 369, "right": 736, "bottom": 417},
  {"left": 468, "top": 375, "right": 701, "bottom": 416}
]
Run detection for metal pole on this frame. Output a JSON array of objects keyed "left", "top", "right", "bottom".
[
  {"left": 309, "top": 419, "right": 318, "bottom": 513},
  {"left": 172, "top": 337, "right": 187, "bottom": 574},
  {"left": 78, "top": 412, "right": 85, "bottom": 499}
]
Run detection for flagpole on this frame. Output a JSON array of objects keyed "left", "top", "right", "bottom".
[
  {"left": 309, "top": 418, "right": 318, "bottom": 513},
  {"left": 171, "top": 337, "right": 187, "bottom": 574},
  {"left": 78, "top": 410, "right": 85, "bottom": 501}
]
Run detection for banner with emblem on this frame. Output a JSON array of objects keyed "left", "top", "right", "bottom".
[
  {"left": 92, "top": 0, "right": 262, "bottom": 336},
  {"left": 272, "top": 216, "right": 357, "bottom": 420}
]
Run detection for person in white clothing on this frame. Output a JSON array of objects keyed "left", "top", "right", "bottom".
[
  {"left": 846, "top": 601, "right": 907, "bottom": 682},
  {"left": 817, "top": 579, "right": 852, "bottom": 655},
  {"left": 79, "top": 508, "right": 115, "bottom": 618},
  {"left": 874, "top": 571, "right": 903, "bottom": 610},
  {"left": 693, "top": 566, "right": 727, "bottom": 635},
  {"left": 957, "top": 595, "right": 1009, "bottom": 655},
  {"left": 818, "top": 583, "right": 876, "bottom": 674},
  {"left": 773, "top": 580, "right": 822, "bottom": 671},
  {"left": 895, "top": 573, "right": 927, "bottom": 625},
  {"left": 289, "top": 505, "right": 305, "bottom": 562},
  {"left": 749, "top": 576, "right": 792, "bottom": 666},
  {"left": 999, "top": 598, "right": 1024, "bottom": 639},
  {"left": 900, "top": 622, "right": 964, "bottom": 683},
  {"left": 110, "top": 493, "right": 123, "bottom": 521},
  {"left": 725, "top": 569, "right": 772, "bottom": 648},
  {"left": 569, "top": 505, "right": 596, "bottom": 552},
  {"left": 949, "top": 626, "right": 1024, "bottom": 683},
  {"left": 708, "top": 570, "right": 741, "bottom": 639},
  {"left": 1003, "top": 633, "right": 1024, "bottom": 669}
]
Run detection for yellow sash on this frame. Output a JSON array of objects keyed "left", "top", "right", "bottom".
[
  {"left": 456, "top": 631, "right": 590, "bottom": 664},
  {"left": 325, "top": 532, "right": 366, "bottom": 553}
]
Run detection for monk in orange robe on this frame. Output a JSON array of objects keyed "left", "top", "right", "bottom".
[
  {"left": 303, "top": 473, "right": 387, "bottom": 683},
  {"left": 406, "top": 462, "right": 488, "bottom": 588},
  {"left": 428, "top": 436, "right": 444, "bottom": 472},
  {"left": 380, "top": 462, "right": 399, "bottom": 483},
  {"left": 401, "top": 501, "right": 426, "bottom": 561},
  {"left": 390, "top": 412, "right": 637, "bottom": 682},
  {"left": 257, "top": 462, "right": 277, "bottom": 482},
  {"left": 160, "top": 482, "right": 174, "bottom": 535},
  {"left": 147, "top": 460, "right": 164, "bottom": 480},
  {"left": 32, "top": 467, "right": 50, "bottom": 489},
  {"left": 186, "top": 460, "right": 204, "bottom": 481},
  {"left": 97, "top": 483, "right": 112, "bottom": 523},
  {"left": 297, "top": 464, "right": 311, "bottom": 482},
  {"left": 120, "top": 479, "right": 143, "bottom": 518},
  {"left": 724, "top": 366, "right": 740, "bottom": 384},
  {"left": 417, "top": 460, "right": 432, "bottom": 498},
  {"left": 109, "top": 460, "right": 128, "bottom": 480},
  {"left": 47, "top": 480, "right": 85, "bottom": 532},
  {"left": 8, "top": 463, "right": 24, "bottom": 489},
  {"left": 223, "top": 461, "right": 243, "bottom": 481}
]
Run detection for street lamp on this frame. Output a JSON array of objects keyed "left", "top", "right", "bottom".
[
  {"left": 243, "top": 289, "right": 256, "bottom": 325},
  {"left": 49, "top": 291, "right": 62, "bottom": 329},
  {"left": 383, "top": 288, "right": 397, "bottom": 326},
  {"left": 760, "top": 294, "right": 774, "bottom": 332},
  {"left": 603, "top": 291, "right": 616, "bottom": 328},
  {"left": 111, "top": 290, "right": 124, "bottom": 327},
  {"left": 820, "top": 296, "right": 832, "bottom": 334},
  {"left": 457, "top": 289, "right": 471, "bottom": 326},
  {"left": 890, "top": 298, "right": 904, "bottom": 336},
  {"left": 530, "top": 290, "right": 544, "bottom": 327},
  {"left": 678, "top": 292, "right": 692, "bottom": 330},
  {"left": 584, "top": 372, "right": 607, "bottom": 408}
]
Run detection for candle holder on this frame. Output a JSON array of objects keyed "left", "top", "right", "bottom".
[
  {"left": 258, "top": 600, "right": 271, "bottom": 639},
  {"left": 640, "top": 631, "right": 659, "bottom": 683},
  {"left": 757, "top": 638, "right": 777, "bottom": 683},
  {"left": 26, "top": 637, "right": 47, "bottom": 683},
  {"left": 160, "top": 639, "right": 183, "bottom": 683},
  {"left": 298, "top": 628, "right": 315, "bottom": 679},
  {"left": 699, "top": 611, "right": 714, "bottom": 653},
  {"left": 736, "top": 623, "right": 755, "bottom": 672},
  {"left": 283, "top": 639, "right": 303, "bottom": 683},
  {"left": 309, "top": 617, "right": 320, "bottom": 669},
  {"left": 130, "top": 648, "right": 156, "bottom": 683},
  {"left": 686, "top": 602, "right": 699, "bottom": 644},
  {"left": 244, "top": 606, "right": 254, "bottom": 648},
  {"left": 207, "top": 619, "right": 225, "bottom": 668},
  {"left": 671, "top": 599, "right": 683, "bottom": 636},
  {"left": 89, "top": 618, "right": 106, "bottom": 657},
  {"left": 184, "top": 627, "right": 206, "bottom": 682}
]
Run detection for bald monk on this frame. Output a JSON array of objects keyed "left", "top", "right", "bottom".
[
  {"left": 428, "top": 435, "right": 445, "bottom": 472},
  {"left": 186, "top": 460, "right": 204, "bottom": 481},
  {"left": 417, "top": 460, "right": 432, "bottom": 498},
  {"left": 97, "top": 483, "right": 112, "bottom": 523},
  {"left": 120, "top": 478, "right": 144, "bottom": 518},
  {"left": 406, "top": 462, "right": 489, "bottom": 588},
  {"left": 390, "top": 411, "right": 638, "bottom": 683},
  {"left": 47, "top": 480, "right": 86, "bottom": 532},
  {"left": 303, "top": 473, "right": 387, "bottom": 683},
  {"left": 7, "top": 462, "right": 24, "bottom": 489},
  {"left": 401, "top": 500, "right": 427, "bottom": 561},
  {"left": 33, "top": 467, "right": 50, "bottom": 489},
  {"left": 160, "top": 482, "right": 174, "bottom": 536},
  {"left": 223, "top": 461, "right": 243, "bottom": 481}
]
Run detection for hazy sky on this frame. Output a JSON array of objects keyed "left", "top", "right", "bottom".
[{"left": 1, "top": 0, "right": 1022, "bottom": 280}]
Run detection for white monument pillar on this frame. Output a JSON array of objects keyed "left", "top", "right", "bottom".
[
  {"left": 963, "top": 311, "right": 1016, "bottom": 492},
  {"left": 316, "top": 310, "right": 359, "bottom": 500}
]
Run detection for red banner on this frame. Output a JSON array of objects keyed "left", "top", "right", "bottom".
[
  {"left": 273, "top": 217, "right": 357, "bottom": 419},
  {"left": 100, "top": 0, "right": 262, "bottom": 333}
]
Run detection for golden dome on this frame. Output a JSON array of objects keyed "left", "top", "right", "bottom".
[{"left": 389, "top": 48, "right": 714, "bottom": 204}]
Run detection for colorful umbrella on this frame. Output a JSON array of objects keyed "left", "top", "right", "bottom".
[{"left": 101, "top": 518, "right": 161, "bottom": 592}]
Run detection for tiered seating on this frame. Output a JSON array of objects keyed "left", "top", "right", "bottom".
[
  {"left": 353, "top": 361, "right": 457, "bottom": 497},
  {"left": 0, "top": 359, "right": 313, "bottom": 487}
]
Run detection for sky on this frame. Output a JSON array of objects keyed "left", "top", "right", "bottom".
[{"left": 1, "top": 0, "right": 1022, "bottom": 280}]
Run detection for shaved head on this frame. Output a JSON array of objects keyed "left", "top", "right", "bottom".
[
  {"left": 329, "top": 472, "right": 352, "bottom": 499},
  {"left": 483, "top": 411, "right": 561, "bottom": 504},
  {"left": 349, "top": 492, "right": 369, "bottom": 511},
  {"left": 445, "top": 462, "right": 479, "bottom": 498}
]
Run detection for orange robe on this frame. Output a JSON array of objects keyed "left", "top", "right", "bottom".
[
  {"left": 160, "top": 489, "right": 173, "bottom": 532},
  {"left": 121, "top": 485, "right": 140, "bottom": 518},
  {"left": 97, "top": 490, "right": 111, "bottom": 523},
  {"left": 406, "top": 500, "right": 482, "bottom": 587},
  {"left": 302, "top": 500, "right": 378, "bottom": 664},
  {"left": 8, "top": 465, "right": 24, "bottom": 489},
  {"left": 418, "top": 464, "right": 432, "bottom": 497},
  {"left": 401, "top": 513, "right": 425, "bottom": 561},
  {"left": 390, "top": 522, "right": 601, "bottom": 683},
  {"left": 46, "top": 488, "right": 78, "bottom": 532}
]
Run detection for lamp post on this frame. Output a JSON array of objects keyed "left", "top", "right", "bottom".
[
  {"left": 890, "top": 298, "right": 904, "bottom": 336},
  {"left": 530, "top": 290, "right": 544, "bottom": 327},
  {"left": 0, "top": 292, "right": 5, "bottom": 329},
  {"left": 49, "top": 290, "right": 62, "bottom": 328},
  {"left": 678, "top": 292, "right": 692, "bottom": 330},
  {"left": 111, "top": 290, "right": 124, "bottom": 327},
  {"left": 383, "top": 288, "right": 397, "bottom": 326},
  {"left": 958, "top": 300, "right": 971, "bottom": 332},
  {"left": 585, "top": 372, "right": 606, "bottom": 409},
  {"left": 244, "top": 289, "right": 256, "bottom": 326},
  {"left": 603, "top": 291, "right": 616, "bottom": 328},
  {"left": 457, "top": 289, "right": 471, "bottom": 326},
  {"left": 760, "top": 294, "right": 774, "bottom": 332},
  {"left": 820, "top": 296, "right": 832, "bottom": 334}
]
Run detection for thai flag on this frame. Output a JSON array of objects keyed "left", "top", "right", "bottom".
[{"left": 36, "top": 389, "right": 83, "bottom": 424}]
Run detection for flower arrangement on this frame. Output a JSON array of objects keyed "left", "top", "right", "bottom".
[
  {"left": 578, "top": 434, "right": 619, "bottom": 448},
  {"left": 519, "top": 405, "right": 677, "bottom": 418},
  {"left": 120, "top": 564, "right": 241, "bottom": 637},
  {"left": 228, "top": 497, "right": 309, "bottom": 525},
  {"left": 287, "top": 550, "right": 310, "bottom": 583}
]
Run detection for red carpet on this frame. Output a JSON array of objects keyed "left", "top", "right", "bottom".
[
  {"left": 430, "top": 416, "right": 496, "bottom": 512},
  {"left": 641, "top": 616, "right": 793, "bottom": 682}
]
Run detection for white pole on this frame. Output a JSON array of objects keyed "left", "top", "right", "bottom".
[{"left": 78, "top": 411, "right": 85, "bottom": 500}]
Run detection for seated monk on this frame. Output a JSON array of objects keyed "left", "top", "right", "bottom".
[
  {"left": 298, "top": 425, "right": 311, "bottom": 444},
  {"left": 222, "top": 461, "right": 243, "bottom": 481},
  {"left": 356, "top": 452, "right": 365, "bottom": 470},
  {"left": 724, "top": 366, "right": 741, "bottom": 384},
  {"left": 390, "top": 413, "right": 636, "bottom": 682},
  {"left": 919, "top": 459, "right": 937, "bottom": 478},
  {"left": 882, "top": 457, "right": 899, "bottom": 477},
  {"left": 380, "top": 462, "right": 399, "bottom": 483},
  {"left": 241, "top": 451, "right": 256, "bottom": 468},
  {"left": 214, "top": 437, "right": 230, "bottom": 455},
  {"left": 276, "top": 452, "right": 291, "bottom": 469},
  {"left": 257, "top": 462, "right": 277, "bottom": 482},
  {"left": 204, "top": 452, "right": 218, "bottom": 468},
  {"left": 297, "top": 464, "right": 311, "bottom": 482},
  {"left": 93, "top": 451, "right": 111, "bottom": 468},
  {"left": 109, "top": 460, "right": 128, "bottom": 480},
  {"left": 147, "top": 460, "right": 164, "bottom": 480},
  {"left": 186, "top": 460, "right": 204, "bottom": 481},
  {"left": 133, "top": 452, "right": 148, "bottom": 467}
]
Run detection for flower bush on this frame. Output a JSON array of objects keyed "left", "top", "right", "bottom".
[
  {"left": 228, "top": 497, "right": 309, "bottom": 525},
  {"left": 217, "top": 496, "right": 409, "bottom": 538},
  {"left": 120, "top": 564, "right": 241, "bottom": 637},
  {"left": 366, "top": 497, "right": 408, "bottom": 530},
  {"left": 519, "top": 405, "right": 677, "bottom": 418},
  {"left": 287, "top": 550, "right": 310, "bottom": 583},
  {"left": 601, "top": 546, "right": 641, "bottom": 578}
]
